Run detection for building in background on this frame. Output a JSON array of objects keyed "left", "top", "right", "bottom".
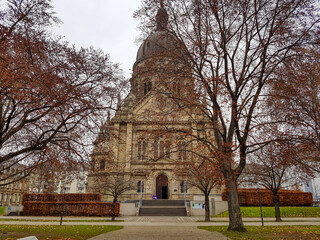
[{"left": 87, "top": 5, "right": 221, "bottom": 202}]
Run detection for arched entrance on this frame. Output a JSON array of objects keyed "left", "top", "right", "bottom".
[{"left": 156, "top": 174, "right": 168, "bottom": 199}]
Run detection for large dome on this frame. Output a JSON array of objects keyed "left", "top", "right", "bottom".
[{"left": 136, "top": 31, "right": 181, "bottom": 62}]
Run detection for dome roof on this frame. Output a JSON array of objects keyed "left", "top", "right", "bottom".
[{"left": 136, "top": 31, "right": 181, "bottom": 62}]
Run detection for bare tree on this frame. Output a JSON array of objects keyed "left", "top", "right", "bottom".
[
  {"left": 0, "top": 0, "right": 125, "bottom": 186},
  {"left": 92, "top": 172, "right": 135, "bottom": 221},
  {"left": 135, "top": 0, "right": 320, "bottom": 231},
  {"left": 268, "top": 47, "right": 320, "bottom": 166},
  {"left": 241, "top": 142, "right": 315, "bottom": 221},
  {"left": 175, "top": 158, "right": 223, "bottom": 221}
]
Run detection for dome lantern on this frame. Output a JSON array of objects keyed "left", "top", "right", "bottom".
[{"left": 156, "top": 0, "right": 168, "bottom": 31}]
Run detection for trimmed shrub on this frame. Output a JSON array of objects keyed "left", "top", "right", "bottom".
[
  {"left": 23, "top": 201, "right": 120, "bottom": 216},
  {"left": 22, "top": 193, "right": 101, "bottom": 204},
  {"left": 221, "top": 188, "right": 313, "bottom": 206}
]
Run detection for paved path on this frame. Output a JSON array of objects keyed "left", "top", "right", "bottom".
[
  {"left": 88, "top": 226, "right": 230, "bottom": 240},
  {"left": 1, "top": 216, "right": 320, "bottom": 240},
  {"left": 0, "top": 216, "right": 320, "bottom": 226}
]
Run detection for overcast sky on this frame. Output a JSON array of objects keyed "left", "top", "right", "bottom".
[{"left": 51, "top": 0, "right": 142, "bottom": 78}]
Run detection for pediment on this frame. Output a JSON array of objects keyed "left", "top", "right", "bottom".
[{"left": 132, "top": 91, "right": 192, "bottom": 123}]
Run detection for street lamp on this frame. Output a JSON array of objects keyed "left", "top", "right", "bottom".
[
  {"left": 257, "top": 188, "right": 264, "bottom": 226},
  {"left": 139, "top": 181, "right": 143, "bottom": 208},
  {"left": 183, "top": 181, "right": 187, "bottom": 207},
  {"left": 60, "top": 185, "right": 65, "bottom": 226}
]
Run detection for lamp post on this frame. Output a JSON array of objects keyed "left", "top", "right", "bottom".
[
  {"left": 139, "top": 181, "right": 143, "bottom": 208},
  {"left": 60, "top": 185, "right": 64, "bottom": 226},
  {"left": 257, "top": 188, "right": 264, "bottom": 226},
  {"left": 183, "top": 181, "right": 187, "bottom": 207}
]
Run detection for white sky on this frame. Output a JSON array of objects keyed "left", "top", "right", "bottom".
[{"left": 51, "top": 0, "right": 142, "bottom": 78}]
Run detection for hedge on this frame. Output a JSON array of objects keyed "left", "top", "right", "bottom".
[
  {"left": 22, "top": 193, "right": 101, "bottom": 204},
  {"left": 23, "top": 201, "right": 120, "bottom": 216},
  {"left": 222, "top": 188, "right": 313, "bottom": 206},
  {"left": 22, "top": 193, "right": 118, "bottom": 217}
]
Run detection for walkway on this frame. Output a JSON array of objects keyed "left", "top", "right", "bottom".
[
  {"left": 88, "top": 226, "right": 230, "bottom": 240},
  {"left": 1, "top": 216, "right": 320, "bottom": 240},
  {"left": 1, "top": 216, "right": 320, "bottom": 226}
]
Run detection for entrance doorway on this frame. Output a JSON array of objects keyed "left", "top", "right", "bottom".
[{"left": 156, "top": 174, "right": 168, "bottom": 199}]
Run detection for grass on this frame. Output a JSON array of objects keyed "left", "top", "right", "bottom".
[
  {"left": 0, "top": 207, "right": 4, "bottom": 216},
  {"left": 0, "top": 218, "right": 124, "bottom": 222},
  {"left": 0, "top": 225, "right": 122, "bottom": 240},
  {"left": 215, "top": 207, "right": 320, "bottom": 218},
  {"left": 199, "top": 226, "right": 320, "bottom": 240}
]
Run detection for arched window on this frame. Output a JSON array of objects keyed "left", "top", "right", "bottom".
[
  {"left": 165, "top": 140, "right": 171, "bottom": 158},
  {"left": 144, "top": 80, "right": 152, "bottom": 95},
  {"left": 137, "top": 181, "right": 144, "bottom": 192},
  {"left": 178, "top": 141, "right": 187, "bottom": 160},
  {"left": 148, "top": 81, "right": 152, "bottom": 92},
  {"left": 154, "top": 140, "right": 158, "bottom": 159},
  {"left": 100, "top": 160, "right": 105, "bottom": 170},
  {"left": 138, "top": 141, "right": 147, "bottom": 160},
  {"left": 154, "top": 139, "right": 170, "bottom": 159},
  {"left": 172, "top": 81, "right": 181, "bottom": 96},
  {"left": 180, "top": 181, "right": 187, "bottom": 193},
  {"left": 91, "top": 160, "right": 96, "bottom": 171},
  {"left": 160, "top": 141, "right": 165, "bottom": 156}
]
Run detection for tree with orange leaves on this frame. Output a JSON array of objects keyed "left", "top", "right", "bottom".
[
  {"left": 267, "top": 47, "right": 320, "bottom": 168},
  {"left": 0, "top": 0, "right": 125, "bottom": 186},
  {"left": 135, "top": 0, "right": 320, "bottom": 231},
  {"left": 241, "top": 141, "right": 315, "bottom": 222},
  {"left": 175, "top": 157, "right": 223, "bottom": 221}
]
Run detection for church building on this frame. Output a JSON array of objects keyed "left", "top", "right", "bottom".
[{"left": 87, "top": 4, "right": 220, "bottom": 202}]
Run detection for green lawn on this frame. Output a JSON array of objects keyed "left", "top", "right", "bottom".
[
  {"left": 215, "top": 207, "right": 320, "bottom": 218},
  {"left": 0, "top": 225, "right": 122, "bottom": 240},
  {"left": 199, "top": 226, "right": 320, "bottom": 240},
  {"left": 0, "top": 218, "right": 124, "bottom": 222},
  {"left": 0, "top": 207, "right": 4, "bottom": 216}
]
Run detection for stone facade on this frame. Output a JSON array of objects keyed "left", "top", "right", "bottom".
[{"left": 87, "top": 6, "right": 221, "bottom": 202}]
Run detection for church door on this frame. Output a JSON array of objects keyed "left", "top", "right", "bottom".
[{"left": 156, "top": 174, "right": 168, "bottom": 199}]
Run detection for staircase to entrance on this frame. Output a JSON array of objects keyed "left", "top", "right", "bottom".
[{"left": 139, "top": 200, "right": 187, "bottom": 216}]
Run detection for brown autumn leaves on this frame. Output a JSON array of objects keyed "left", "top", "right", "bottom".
[{"left": 0, "top": 0, "right": 125, "bottom": 185}]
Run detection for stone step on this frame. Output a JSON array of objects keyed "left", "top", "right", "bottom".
[
  {"left": 142, "top": 199, "right": 185, "bottom": 206},
  {"left": 140, "top": 206, "right": 186, "bottom": 208},
  {"left": 139, "top": 207, "right": 187, "bottom": 216}
]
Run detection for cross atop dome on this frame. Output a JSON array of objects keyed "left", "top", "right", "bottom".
[{"left": 156, "top": 0, "right": 168, "bottom": 31}]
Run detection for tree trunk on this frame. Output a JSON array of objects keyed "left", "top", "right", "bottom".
[
  {"left": 272, "top": 193, "right": 282, "bottom": 222},
  {"left": 204, "top": 192, "right": 210, "bottom": 222},
  {"left": 111, "top": 198, "right": 117, "bottom": 221},
  {"left": 226, "top": 177, "right": 246, "bottom": 232}
]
